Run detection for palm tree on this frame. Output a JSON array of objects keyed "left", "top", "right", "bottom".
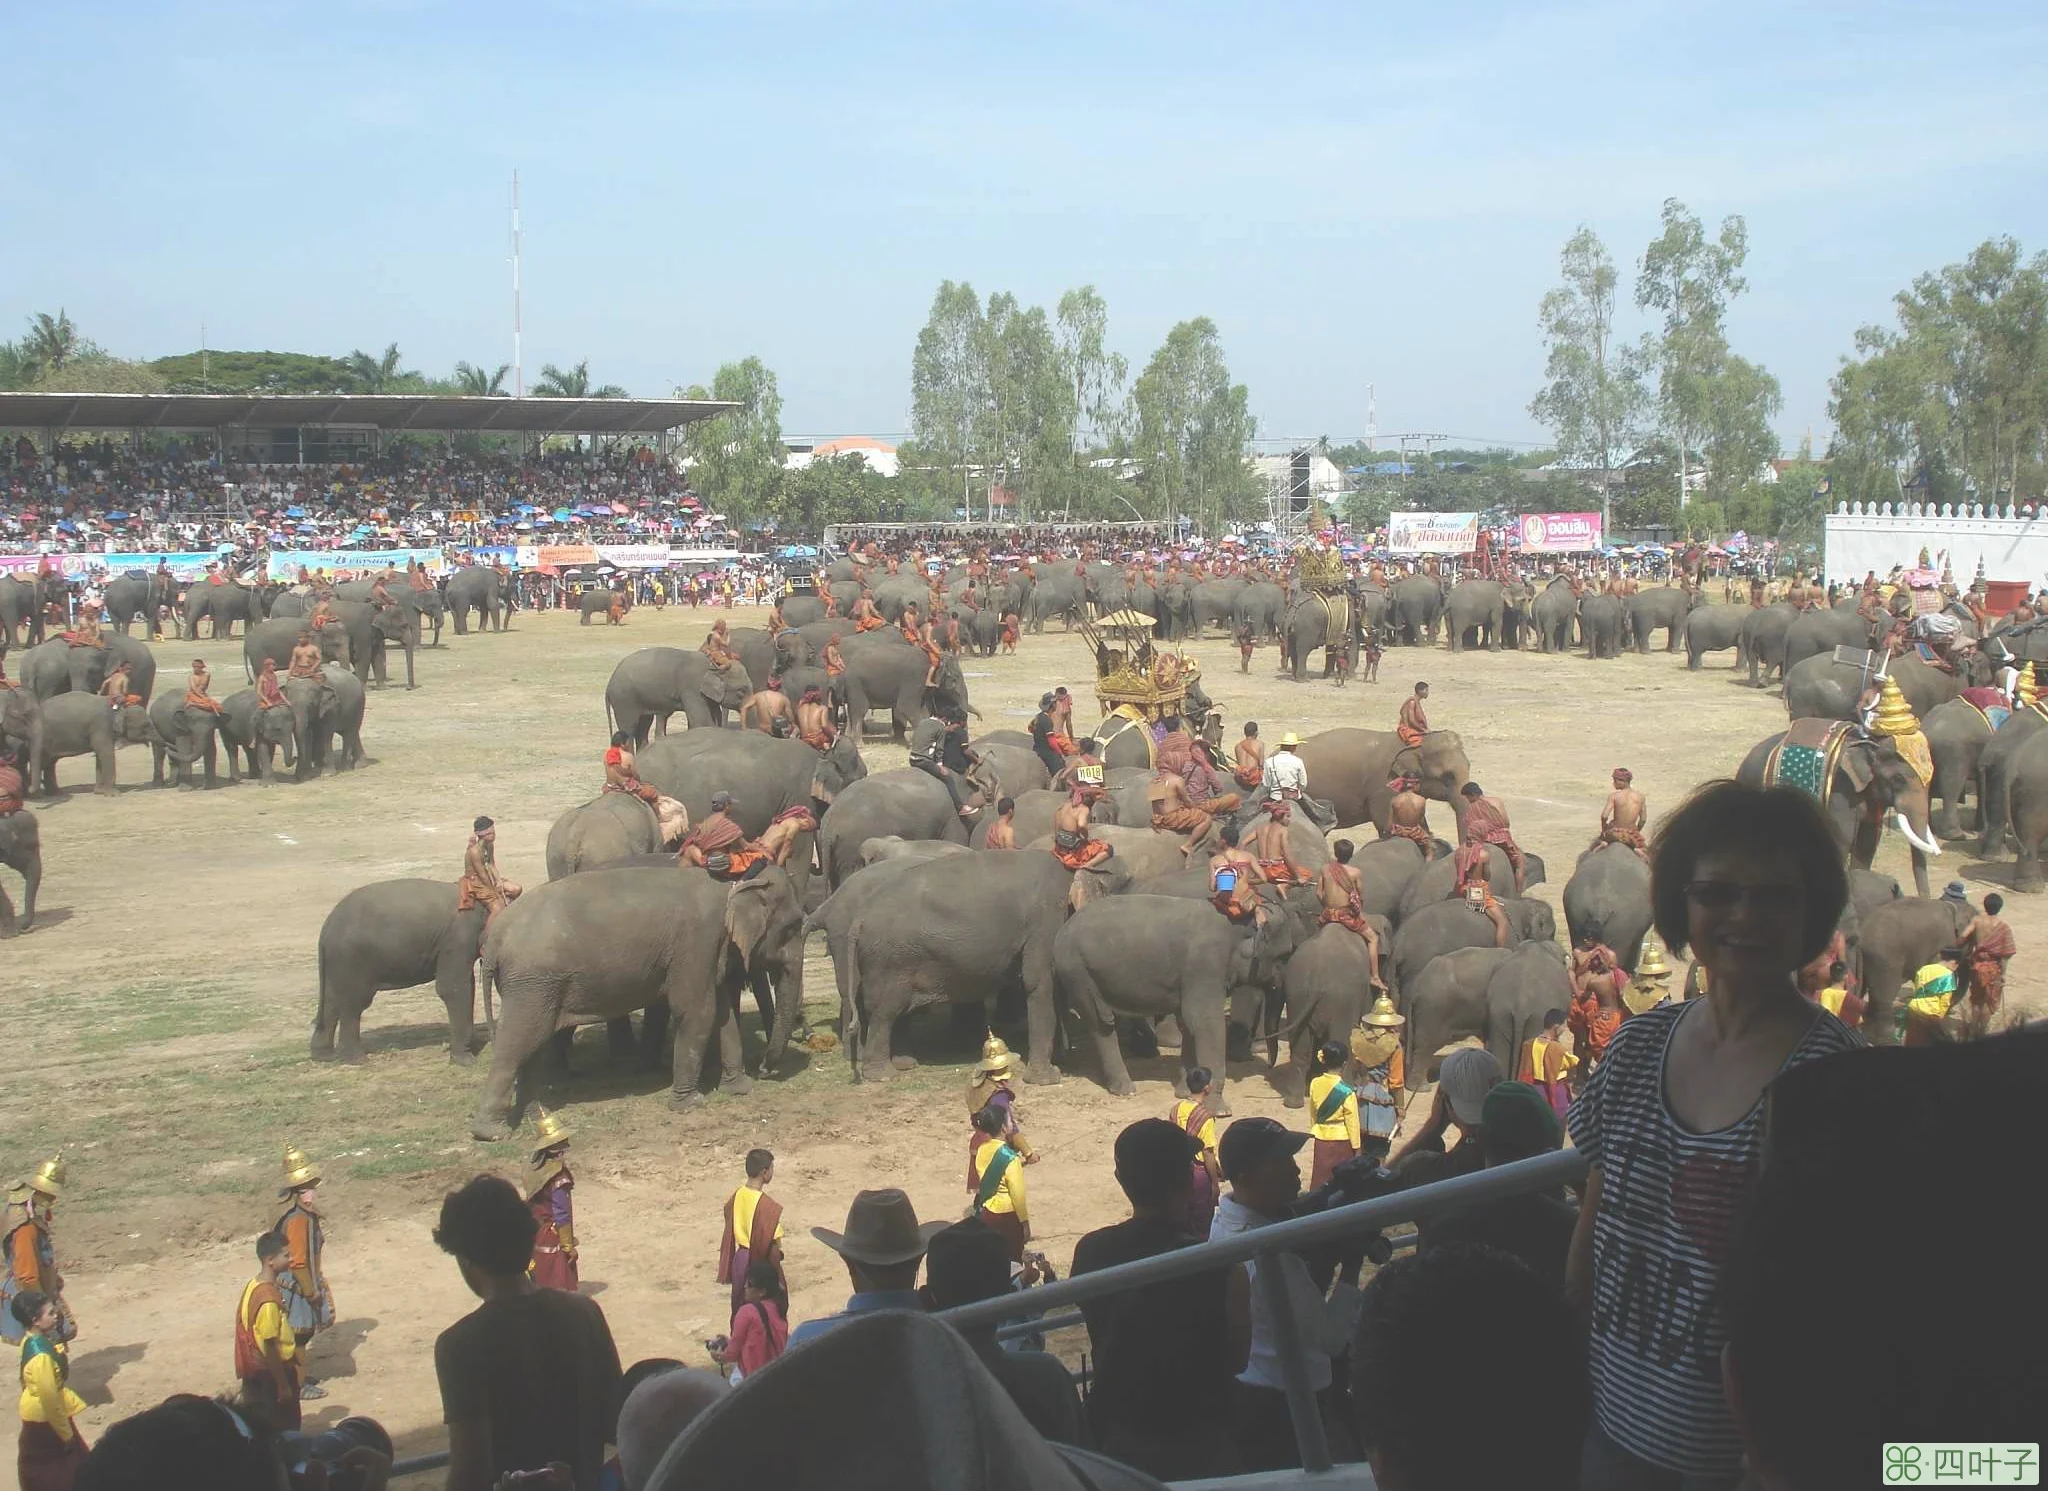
[
  {"left": 343, "top": 342, "right": 407, "bottom": 393},
  {"left": 533, "top": 359, "right": 627, "bottom": 398},
  {"left": 24, "top": 311, "right": 79, "bottom": 377},
  {"left": 452, "top": 361, "right": 510, "bottom": 396}
]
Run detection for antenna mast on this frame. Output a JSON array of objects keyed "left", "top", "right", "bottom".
[{"left": 511, "top": 171, "right": 523, "bottom": 399}]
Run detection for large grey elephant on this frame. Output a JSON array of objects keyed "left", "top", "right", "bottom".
[
  {"left": 1274, "top": 918, "right": 1395, "bottom": 1104},
  {"left": 182, "top": 579, "right": 265, "bottom": 639},
  {"left": 1187, "top": 578, "right": 1247, "bottom": 635},
  {"left": 1735, "top": 725, "right": 1943, "bottom": 897},
  {"left": 605, "top": 647, "right": 755, "bottom": 742},
  {"left": 103, "top": 569, "right": 179, "bottom": 639},
  {"left": 1973, "top": 707, "right": 2048, "bottom": 862},
  {"left": 0, "top": 808, "right": 40, "bottom": 936},
  {"left": 471, "top": 863, "right": 807, "bottom": 1137},
  {"left": 1390, "top": 896, "right": 1556, "bottom": 1003},
  {"left": 1294, "top": 726, "right": 1472, "bottom": 834},
  {"left": 1233, "top": 582, "right": 1286, "bottom": 640},
  {"left": 1855, "top": 893, "right": 1973, "bottom": 1041},
  {"left": 32, "top": 695, "right": 151, "bottom": 795},
  {"left": 1909, "top": 697, "right": 1997, "bottom": 842},
  {"left": 1402, "top": 941, "right": 1571, "bottom": 1089},
  {"left": 1340, "top": 835, "right": 1450, "bottom": 921},
  {"left": 546, "top": 793, "right": 665, "bottom": 880},
  {"left": 329, "top": 599, "right": 419, "bottom": 689},
  {"left": 1626, "top": 586, "right": 1703, "bottom": 652},
  {"left": 779, "top": 594, "right": 826, "bottom": 628},
  {"left": 1994, "top": 726, "right": 2048, "bottom": 891},
  {"left": 730, "top": 626, "right": 810, "bottom": 689},
  {"left": 1529, "top": 577, "right": 1579, "bottom": 653},
  {"left": 1054, "top": 884, "right": 1322, "bottom": 1115},
  {"left": 1561, "top": 842, "right": 1653, "bottom": 970},
  {"left": 836, "top": 633, "right": 976, "bottom": 740},
  {"left": 1782, "top": 606, "right": 1885, "bottom": 677},
  {"left": 217, "top": 688, "right": 299, "bottom": 785},
  {"left": 1781, "top": 650, "right": 1979, "bottom": 722},
  {"left": 447, "top": 567, "right": 511, "bottom": 633},
  {"left": 147, "top": 690, "right": 230, "bottom": 790},
  {"left": 1, "top": 686, "right": 47, "bottom": 801},
  {"left": 1396, "top": 843, "right": 1548, "bottom": 922},
  {"left": 1444, "top": 579, "right": 1513, "bottom": 653},
  {"left": 1579, "top": 593, "right": 1625, "bottom": 658},
  {"left": 816, "top": 769, "right": 972, "bottom": 889},
  {"left": 805, "top": 850, "right": 968, "bottom": 1056},
  {"left": 313, "top": 879, "right": 491, "bottom": 1064},
  {"left": 1281, "top": 592, "right": 1355, "bottom": 680},
  {"left": 0, "top": 573, "right": 55, "bottom": 647},
  {"left": 1742, "top": 602, "right": 1798, "bottom": 686},
  {"left": 836, "top": 851, "right": 1077, "bottom": 1081},
  {"left": 17, "top": 634, "right": 157, "bottom": 703},
  {"left": 970, "top": 788, "right": 1110, "bottom": 849},
  {"left": 243, "top": 618, "right": 351, "bottom": 682},
  {"left": 867, "top": 575, "right": 931, "bottom": 623},
  {"left": 281, "top": 663, "right": 368, "bottom": 777},
  {"left": 966, "top": 742, "right": 1052, "bottom": 804},
  {"left": 1683, "top": 605, "right": 1747, "bottom": 670},
  {"left": 1388, "top": 576, "right": 1444, "bottom": 646}
]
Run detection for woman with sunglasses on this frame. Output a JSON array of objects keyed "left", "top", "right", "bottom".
[{"left": 1566, "top": 780, "right": 1864, "bottom": 1491}]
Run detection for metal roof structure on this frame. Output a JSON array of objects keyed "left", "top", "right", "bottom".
[{"left": 0, "top": 391, "right": 738, "bottom": 434}]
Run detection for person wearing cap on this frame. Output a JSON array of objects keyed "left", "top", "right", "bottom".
[
  {"left": 2, "top": 1159, "right": 70, "bottom": 1350},
  {"left": 679, "top": 792, "right": 769, "bottom": 879},
  {"left": 787, "top": 1188, "right": 948, "bottom": 1348},
  {"left": 1350, "top": 994, "right": 1407, "bottom": 1144},
  {"left": 1593, "top": 767, "right": 1649, "bottom": 859},
  {"left": 1210, "top": 1117, "right": 1361, "bottom": 1471},
  {"left": 922, "top": 1220, "right": 1081, "bottom": 1444},
  {"left": 1306, "top": 1042, "right": 1362, "bottom": 1189},
  {"left": 1939, "top": 878, "right": 1972, "bottom": 910},
  {"left": 1072, "top": 1116, "right": 1249, "bottom": 1478},
  {"left": 717, "top": 1149, "right": 786, "bottom": 1322},
  {"left": 1260, "top": 731, "right": 1308, "bottom": 803},
  {"left": 526, "top": 1108, "right": 579, "bottom": 1292},
  {"left": 456, "top": 815, "right": 522, "bottom": 923},
  {"left": 1392, "top": 1046, "right": 1503, "bottom": 1189},
  {"left": 967, "top": 1106, "right": 1031, "bottom": 1262},
  {"left": 1421, "top": 1080, "right": 1578, "bottom": 1283},
  {"left": 273, "top": 1145, "right": 333, "bottom": 1399}
]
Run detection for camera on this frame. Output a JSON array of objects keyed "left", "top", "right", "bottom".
[
  {"left": 1289, "top": 1150, "right": 1401, "bottom": 1268},
  {"left": 279, "top": 1416, "right": 393, "bottom": 1491}
]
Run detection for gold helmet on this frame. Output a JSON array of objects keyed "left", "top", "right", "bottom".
[
  {"left": 21, "top": 1154, "right": 65, "bottom": 1199},
  {"left": 280, "top": 1143, "right": 322, "bottom": 1194},
  {"left": 1363, "top": 994, "right": 1405, "bottom": 1029},
  {"left": 974, "top": 1034, "right": 1015, "bottom": 1078},
  {"left": 531, "top": 1106, "right": 573, "bottom": 1158},
  {"left": 1634, "top": 934, "right": 1673, "bottom": 984}
]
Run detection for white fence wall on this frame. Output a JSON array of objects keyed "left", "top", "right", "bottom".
[{"left": 1823, "top": 500, "right": 2048, "bottom": 587}]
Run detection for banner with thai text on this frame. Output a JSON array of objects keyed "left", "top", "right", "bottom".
[
  {"left": 1387, "top": 512, "right": 1479, "bottom": 554},
  {"left": 536, "top": 544, "right": 597, "bottom": 567},
  {"left": 265, "top": 547, "right": 449, "bottom": 579},
  {"left": 595, "top": 544, "right": 673, "bottom": 569},
  {"left": 1516, "top": 512, "right": 1604, "bottom": 552},
  {"left": 0, "top": 550, "right": 228, "bottom": 580}
]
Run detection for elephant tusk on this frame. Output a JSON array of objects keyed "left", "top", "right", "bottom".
[{"left": 1891, "top": 811, "right": 1943, "bottom": 856}]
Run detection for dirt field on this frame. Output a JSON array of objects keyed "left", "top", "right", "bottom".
[{"left": 4, "top": 597, "right": 2038, "bottom": 1467}]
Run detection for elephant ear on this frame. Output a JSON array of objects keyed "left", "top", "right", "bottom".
[
  {"left": 723, "top": 874, "right": 785, "bottom": 968},
  {"left": 1840, "top": 740, "right": 1876, "bottom": 793},
  {"left": 697, "top": 674, "right": 728, "bottom": 704}
]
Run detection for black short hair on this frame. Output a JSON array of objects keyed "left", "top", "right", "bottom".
[
  {"left": 255, "top": 1231, "right": 286, "bottom": 1262},
  {"left": 431, "top": 1174, "right": 537, "bottom": 1277},
  {"left": 1649, "top": 780, "right": 1847, "bottom": 964},
  {"left": 744, "top": 1148, "right": 774, "bottom": 1178},
  {"left": 1244, "top": 721, "right": 1259, "bottom": 735},
  {"left": 1219, "top": 824, "right": 1240, "bottom": 846},
  {"left": 610, "top": 730, "right": 631, "bottom": 747},
  {"left": 1542, "top": 1008, "right": 1566, "bottom": 1028},
  {"left": 744, "top": 1258, "right": 781, "bottom": 1294},
  {"left": 1334, "top": 839, "right": 1354, "bottom": 863},
  {"left": 1315, "top": 1041, "right": 1346, "bottom": 1070},
  {"left": 1985, "top": 892, "right": 2004, "bottom": 914},
  {"left": 1186, "top": 1067, "right": 1212, "bottom": 1092},
  {"left": 9, "top": 1289, "right": 49, "bottom": 1329},
  {"left": 1077, "top": 737, "right": 1098, "bottom": 754},
  {"left": 997, "top": 797, "right": 1015, "bottom": 815},
  {"left": 972, "top": 1105, "right": 1005, "bottom": 1136},
  {"left": 1351, "top": 1245, "right": 1585, "bottom": 1491},
  {"left": 74, "top": 1395, "right": 281, "bottom": 1491}
]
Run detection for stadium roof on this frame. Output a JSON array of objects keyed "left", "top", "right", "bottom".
[{"left": 0, "top": 391, "right": 738, "bottom": 435}]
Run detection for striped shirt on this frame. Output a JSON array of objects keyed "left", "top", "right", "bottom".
[{"left": 1567, "top": 1001, "right": 1861, "bottom": 1476}]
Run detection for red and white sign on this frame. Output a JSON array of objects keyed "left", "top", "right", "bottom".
[{"left": 1517, "top": 512, "right": 1603, "bottom": 552}]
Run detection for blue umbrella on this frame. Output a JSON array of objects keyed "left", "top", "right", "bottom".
[
  {"left": 105, "top": 511, "right": 130, "bottom": 521},
  {"left": 492, "top": 514, "right": 515, "bottom": 525},
  {"left": 297, "top": 523, "right": 318, "bottom": 533},
  {"left": 56, "top": 520, "right": 77, "bottom": 533},
  {"left": 286, "top": 506, "right": 307, "bottom": 518},
  {"left": 552, "top": 508, "right": 572, "bottom": 521}
]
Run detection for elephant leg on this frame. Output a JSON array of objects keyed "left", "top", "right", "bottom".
[
  {"left": 717, "top": 982, "right": 753, "bottom": 1093},
  {"left": 336, "top": 1004, "right": 367, "bottom": 1065},
  {"left": 666, "top": 975, "right": 722, "bottom": 1110},
  {"left": 1189, "top": 993, "right": 1231, "bottom": 1116},
  {"left": 1063, "top": 960, "right": 1136, "bottom": 1096},
  {"left": 470, "top": 989, "right": 549, "bottom": 1139},
  {"left": 95, "top": 740, "right": 117, "bottom": 795},
  {"left": 1021, "top": 935, "right": 1062, "bottom": 1083},
  {"left": 639, "top": 1003, "right": 671, "bottom": 1069},
  {"left": 439, "top": 957, "right": 479, "bottom": 1064}
]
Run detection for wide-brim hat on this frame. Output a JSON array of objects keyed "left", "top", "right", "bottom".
[
  {"left": 1279, "top": 732, "right": 1303, "bottom": 747},
  {"left": 810, "top": 1188, "right": 949, "bottom": 1267}
]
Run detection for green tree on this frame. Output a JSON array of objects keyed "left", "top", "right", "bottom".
[
  {"left": 1055, "top": 286, "right": 1126, "bottom": 459},
  {"left": 149, "top": 350, "right": 357, "bottom": 394},
  {"left": 31, "top": 353, "right": 165, "bottom": 395},
  {"left": 343, "top": 342, "right": 410, "bottom": 393},
  {"left": 533, "top": 359, "right": 627, "bottom": 398},
  {"left": 452, "top": 361, "right": 510, "bottom": 395},
  {"left": 682, "top": 357, "right": 784, "bottom": 524},
  {"left": 778, "top": 453, "right": 898, "bottom": 533},
  {"left": 983, "top": 293, "right": 1073, "bottom": 521},
  {"left": 1530, "top": 228, "right": 1641, "bottom": 529},
  {"left": 1126, "top": 317, "right": 1257, "bottom": 532},
  {"left": 909, "top": 281, "right": 990, "bottom": 519},
  {"left": 23, "top": 311, "right": 81, "bottom": 378}
]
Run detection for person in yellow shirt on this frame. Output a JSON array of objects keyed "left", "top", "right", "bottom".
[
  {"left": 1520, "top": 1009, "right": 1580, "bottom": 1121},
  {"left": 235, "top": 1231, "right": 302, "bottom": 1429},
  {"left": 967, "top": 1105, "right": 1030, "bottom": 1262},
  {"left": 1169, "top": 1067, "right": 1224, "bottom": 1236},
  {"left": 13, "top": 1288, "right": 87, "bottom": 1489},
  {"left": 717, "top": 1149, "right": 787, "bottom": 1321},
  {"left": 1306, "top": 1041, "right": 1361, "bottom": 1190},
  {"left": 1901, "top": 950, "right": 1964, "bottom": 1046}
]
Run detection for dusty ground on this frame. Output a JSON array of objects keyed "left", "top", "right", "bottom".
[{"left": 3, "top": 596, "right": 2038, "bottom": 1471}]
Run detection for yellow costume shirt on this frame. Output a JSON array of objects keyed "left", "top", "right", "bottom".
[
  {"left": 971, "top": 1138, "right": 1028, "bottom": 1222},
  {"left": 1307, "top": 1071, "right": 1362, "bottom": 1148}
]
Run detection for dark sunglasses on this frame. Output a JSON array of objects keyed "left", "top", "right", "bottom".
[{"left": 1685, "top": 880, "right": 1804, "bottom": 911}]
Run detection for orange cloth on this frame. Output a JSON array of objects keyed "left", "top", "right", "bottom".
[
  {"left": 1051, "top": 837, "right": 1112, "bottom": 870},
  {"left": 183, "top": 685, "right": 224, "bottom": 714},
  {"left": 1258, "top": 859, "right": 1311, "bottom": 885},
  {"left": 1599, "top": 825, "right": 1647, "bottom": 851},
  {"left": 855, "top": 616, "right": 885, "bottom": 632},
  {"left": 1396, "top": 723, "right": 1424, "bottom": 748},
  {"left": 1386, "top": 821, "right": 1434, "bottom": 849}
]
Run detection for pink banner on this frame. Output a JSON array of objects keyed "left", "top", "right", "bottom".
[{"left": 1517, "top": 512, "right": 1604, "bottom": 552}]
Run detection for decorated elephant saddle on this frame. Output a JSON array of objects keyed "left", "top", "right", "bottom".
[{"left": 1764, "top": 718, "right": 1856, "bottom": 808}]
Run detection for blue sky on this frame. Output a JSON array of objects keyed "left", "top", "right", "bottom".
[{"left": 7, "top": 1, "right": 2046, "bottom": 451}]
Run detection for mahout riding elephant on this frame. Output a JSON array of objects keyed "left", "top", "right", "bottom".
[
  {"left": 1973, "top": 707, "right": 2048, "bottom": 861},
  {"left": 0, "top": 807, "right": 39, "bottom": 935},
  {"left": 1396, "top": 843, "right": 1548, "bottom": 922},
  {"left": 546, "top": 793, "right": 665, "bottom": 880},
  {"left": 1919, "top": 697, "right": 2000, "bottom": 840},
  {"left": 1579, "top": 593, "right": 1625, "bottom": 658},
  {"left": 216, "top": 688, "right": 298, "bottom": 785},
  {"left": 1274, "top": 918, "right": 1396, "bottom": 1103},
  {"left": 1561, "top": 842, "right": 1653, "bottom": 970},
  {"left": 17, "top": 633, "right": 156, "bottom": 702},
  {"left": 1782, "top": 650, "right": 1980, "bottom": 722},
  {"left": 1683, "top": 605, "right": 1747, "bottom": 670},
  {"left": 0, "top": 686, "right": 47, "bottom": 799},
  {"left": 32, "top": 695, "right": 151, "bottom": 795},
  {"left": 816, "top": 769, "right": 971, "bottom": 889},
  {"left": 313, "top": 879, "right": 491, "bottom": 1064},
  {"left": 1742, "top": 602, "right": 1797, "bottom": 686},
  {"left": 836, "top": 851, "right": 1077, "bottom": 1081},
  {"left": 730, "top": 625, "right": 810, "bottom": 687},
  {"left": 283, "top": 600, "right": 415, "bottom": 690},
  {"left": 335, "top": 577, "right": 445, "bottom": 646},
  {"left": 836, "top": 633, "right": 977, "bottom": 740},
  {"left": 243, "top": 618, "right": 350, "bottom": 684},
  {"left": 447, "top": 567, "right": 512, "bottom": 633},
  {"left": 1281, "top": 592, "right": 1354, "bottom": 680},
  {"left": 1388, "top": 576, "right": 1444, "bottom": 646},
  {"left": 1233, "top": 582, "right": 1286, "bottom": 640},
  {"left": 1444, "top": 579, "right": 1513, "bottom": 653},
  {"left": 1735, "top": 725, "right": 1942, "bottom": 897},
  {"left": 471, "top": 862, "right": 807, "bottom": 1137},
  {"left": 1293, "top": 726, "right": 1471, "bottom": 834},
  {"left": 864, "top": 575, "right": 929, "bottom": 625},
  {"left": 1091, "top": 683, "right": 1216, "bottom": 772},
  {"left": 1339, "top": 835, "right": 1449, "bottom": 921},
  {"left": 1402, "top": 941, "right": 1571, "bottom": 1090},
  {"left": 147, "top": 690, "right": 229, "bottom": 789},
  {"left": 1625, "top": 586, "right": 1703, "bottom": 653},
  {"left": 281, "top": 663, "right": 368, "bottom": 777},
  {"left": 1055, "top": 884, "right": 1322, "bottom": 1115},
  {"left": 971, "top": 788, "right": 1105, "bottom": 849},
  {"left": 103, "top": 569, "right": 179, "bottom": 639},
  {"left": 1390, "top": 896, "right": 1556, "bottom": 1003},
  {"left": 1024, "top": 569, "right": 1089, "bottom": 632},
  {"left": 181, "top": 579, "right": 264, "bottom": 640},
  {"left": 1529, "top": 577, "right": 1579, "bottom": 653},
  {"left": 1854, "top": 893, "right": 1973, "bottom": 1041},
  {"left": 605, "top": 647, "right": 755, "bottom": 742}
]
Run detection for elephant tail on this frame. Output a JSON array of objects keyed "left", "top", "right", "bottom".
[
  {"left": 478, "top": 944, "right": 499, "bottom": 1034},
  {"left": 843, "top": 927, "right": 865, "bottom": 1077},
  {"left": 1977, "top": 752, "right": 2013, "bottom": 860}
]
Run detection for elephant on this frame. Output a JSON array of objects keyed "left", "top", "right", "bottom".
[
  {"left": 1854, "top": 893, "right": 1974, "bottom": 1041},
  {"left": 147, "top": 690, "right": 229, "bottom": 789},
  {"left": 281, "top": 663, "right": 368, "bottom": 777},
  {"left": 1396, "top": 844, "right": 1549, "bottom": 923},
  {"left": 103, "top": 570, "right": 179, "bottom": 639},
  {"left": 1281, "top": 592, "right": 1355, "bottom": 681},
  {"left": 1336, "top": 835, "right": 1450, "bottom": 921},
  {"left": 1388, "top": 576, "right": 1445, "bottom": 646},
  {"left": 1090, "top": 681, "right": 1215, "bottom": 771},
  {"left": 574, "top": 589, "right": 626, "bottom": 624},
  {"left": 447, "top": 566, "right": 512, "bottom": 633},
  {"left": 335, "top": 577, "right": 446, "bottom": 646},
  {"left": 471, "top": 863, "right": 807, "bottom": 1136},
  {"left": 1561, "top": 843, "right": 1654, "bottom": 970},
  {"left": 1993, "top": 726, "right": 2048, "bottom": 891},
  {"left": 863, "top": 575, "right": 929, "bottom": 625},
  {"left": 313, "top": 879, "right": 491, "bottom": 1064},
  {"left": 243, "top": 618, "right": 352, "bottom": 683},
  {"left": 805, "top": 851, "right": 968, "bottom": 1055},
  {"left": 546, "top": 793, "right": 665, "bottom": 880},
  {"left": 1233, "top": 582, "right": 1286, "bottom": 640},
  {"left": 1054, "top": 884, "right": 1323, "bottom": 1115},
  {"left": 1973, "top": 707, "right": 2048, "bottom": 861},
  {"left": 0, "top": 807, "right": 40, "bottom": 936},
  {"left": 949, "top": 606, "right": 1001, "bottom": 657},
  {"left": 1152, "top": 577, "right": 1196, "bottom": 641},
  {"left": 1579, "top": 593, "right": 1625, "bottom": 658},
  {"left": 0, "top": 575, "right": 52, "bottom": 647},
  {"left": 816, "top": 769, "right": 972, "bottom": 889},
  {"left": 327, "top": 599, "right": 419, "bottom": 690},
  {"left": 181, "top": 579, "right": 265, "bottom": 639},
  {"left": 1736, "top": 725, "right": 1943, "bottom": 897},
  {"left": 16, "top": 634, "right": 157, "bottom": 703},
  {"left": 1444, "top": 579, "right": 1512, "bottom": 653},
  {"left": 1351, "top": 582, "right": 1391, "bottom": 643},
  {"left": 965, "top": 742, "right": 1051, "bottom": 804},
  {"left": 1, "top": 686, "right": 47, "bottom": 802},
  {"left": 32, "top": 695, "right": 151, "bottom": 795},
  {"left": 860, "top": 836, "right": 973, "bottom": 867},
  {"left": 1529, "top": 577, "right": 1579, "bottom": 653},
  {"left": 1683, "top": 605, "right": 1748, "bottom": 670},
  {"left": 1742, "top": 603, "right": 1798, "bottom": 686},
  {"left": 1626, "top": 586, "right": 1704, "bottom": 653},
  {"left": 1401, "top": 941, "right": 1572, "bottom": 1090},
  {"left": 1390, "top": 896, "right": 1557, "bottom": 1006},
  {"left": 216, "top": 688, "right": 298, "bottom": 785},
  {"left": 1294, "top": 726, "right": 1472, "bottom": 834},
  {"left": 731, "top": 626, "right": 810, "bottom": 688},
  {"left": 604, "top": 647, "right": 755, "bottom": 742},
  {"left": 779, "top": 594, "right": 826, "bottom": 628},
  {"left": 1188, "top": 579, "right": 1248, "bottom": 636},
  {"left": 1903, "top": 698, "right": 2002, "bottom": 843},
  {"left": 835, "top": 851, "right": 1079, "bottom": 1081},
  {"left": 1782, "top": 651, "right": 1980, "bottom": 723},
  {"left": 836, "top": 634, "right": 976, "bottom": 740},
  {"left": 1781, "top": 606, "right": 1885, "bottom": 677},
  {"left": 1274, "top": 918, "right": 1397, "bottom": 1103},
  {"left": 1026, "top": 569, "right": 1091, "bottom": 632},
  {"left": 970, "top": 788, "right": 1109, "bottom": 849}
]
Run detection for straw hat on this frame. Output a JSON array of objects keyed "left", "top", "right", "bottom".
[
  {"left": 1279, "top": 731, "right": 1303, "bottom": 747},
  {"left": 279, "top": 1143, "right": 322, "bottom": 1193}
]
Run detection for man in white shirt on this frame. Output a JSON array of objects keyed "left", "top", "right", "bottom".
[
  {"left": 1261, "top": 732, "right": 1331, "bottom": 829},
  {"left": 1209, "top": 1117, "right": 1361, "bottom": 1471}
]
